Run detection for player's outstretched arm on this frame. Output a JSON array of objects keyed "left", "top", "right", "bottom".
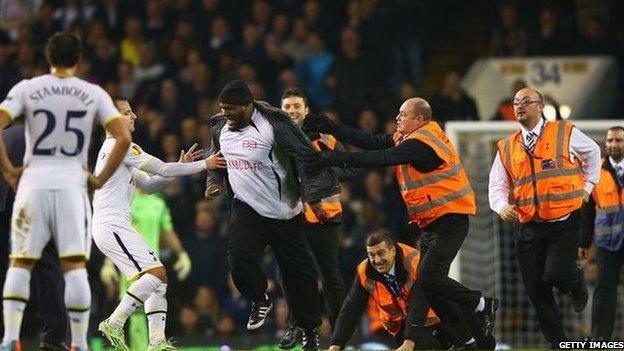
[
  {"left": 0, "top": 111, "right": 21, "bottom": 189},
  {"left": 134, "top": 144, "right": 205, "bottom": 193},
  {"left": 90, "top": 118, "right": 131, "bottom": 189},
  {"left": 135, "top": 145, "right": 225, "bottom": 177}
]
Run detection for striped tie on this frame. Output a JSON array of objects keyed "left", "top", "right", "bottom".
[
  {"left": 617, "top": 165, "right": 624, "bottom": 186},
  {"left": 525, "top": 132, "right": 537, "bottom": 152}
]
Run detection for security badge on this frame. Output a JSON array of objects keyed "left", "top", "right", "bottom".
[{"left": 541, "top": 159, "right": 556, "bottom": 169}]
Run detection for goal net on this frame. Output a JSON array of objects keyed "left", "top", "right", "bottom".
[{"left": 445, "top": 120, "right": 621, "bottom": 348}]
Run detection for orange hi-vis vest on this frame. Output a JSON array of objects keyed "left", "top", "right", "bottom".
[
  {"left": 303, "top": 133, "right": 343, "bottom": 224},
  {"left": 497, "top": 121, "right": 584, "bottom": 223},
  {"left": 393, "top": 122, "right": 476, "bottom": 228},
  {"left": 357, "top": 243, "right": 438, "bottom": 336},
  {"left": 591, "top": 161, "right": 624, "bottom": 250}
]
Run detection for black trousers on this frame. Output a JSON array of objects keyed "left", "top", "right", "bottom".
[
  {"left": 0, "top": 194, "right": 68, "bottom": 345},
  {"left": 284, "top": 223, "right": 347, "bottom": 328},
  {"left": 591, "top": 245, "right": 624, "bottom": 340},
  {"left": 418, "top": 214, "right": 482, "bottom": 343},
  {"left": 515, "top": 210, "right": 581, "bottom": 345},
  {"left": 228, "top": 199, "right": 321, "bottom": 329}
]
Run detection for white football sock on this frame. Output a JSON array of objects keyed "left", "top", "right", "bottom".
[
  {"left": 2, "top": 267, "right": 30, "bottom": 343},
  {"left": 64, "top": 268, "right": 91, "bottom": 349},
  {"left": 109, "top": 273, "right": 162, "bottom": 328},
  {"left": 145, "top": 283, "right": 168, "bottom": 346}
]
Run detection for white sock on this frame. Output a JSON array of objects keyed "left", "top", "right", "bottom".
[
  {"left": 64, "top": 268, "right": 91, "bottom": 349},
  {"left": 2, "top": 267, "right": 30, "bottom": 343},
  {"left": 474, "top": 296, "right": 485, "bottom": 313},
  {"left": 109, "top": 273, "right": 162, "bottom": 328},
  {"left": 145, "top": 283, "right": 168, "bottom": 346}
]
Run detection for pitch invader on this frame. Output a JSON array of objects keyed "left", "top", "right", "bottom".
[
  {"left": 92, "top": 97, "right": 226, "bottom": 351},
  {"left": 0, "top": 32, "right": 132, "bottom": 351}
]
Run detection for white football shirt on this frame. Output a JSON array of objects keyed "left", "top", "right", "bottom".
[
  {"left": 92, "top": 138, "right": 206, "bottom": 224},
  {"left": 219, "top": 109, "right": 303, "bottom": 219},
  {"left": 0, "top": 74, "right": 121, "bottom": 190}
]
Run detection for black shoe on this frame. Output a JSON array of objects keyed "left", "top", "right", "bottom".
[
  {"left": 448, "top": 341, "right": 478, "bottom": 350},
  {"left": 278, "top": 325, "right": 301, "bottom": 349},
  {"left": 301, "top": 328, "right": 319, "bottom": 351},
  {"left": 476, "top": 334, "right": 496, "bottom": 350},
  {"left": 571, "top": 265, "right": 588, "bottom": 313},
  {"left": 37, "top": 342, "right": 70, "bottom": 351},
  {"left": 476, "top": 297, "right": 499, "bottom": 337},
  {"left": 246, "top": 296, "right": 273, "bottom": 330}
]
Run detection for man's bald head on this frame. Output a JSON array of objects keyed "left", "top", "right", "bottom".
[
  {"left": 513, "top": 88, "right": 545, "bottom": 129},
  {"left": 404, "top": 97, "right": 432, "bottom": 121},
  {"left": 396, "top": 97, "right": 433, "bottom": 134}
]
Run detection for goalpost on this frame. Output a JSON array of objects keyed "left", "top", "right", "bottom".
[{"left": 445, "top": 120, "right": 621, "bottom": 348}]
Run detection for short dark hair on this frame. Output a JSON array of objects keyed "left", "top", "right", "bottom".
[
  {"left": 608, "top": 126, "right": 624, "bottom": 134},
  {"left": 366, "top": 230, "right": 395, "bottom": 247},
  {"left": 281, "top": 87, "right": 308, "bottom": 106},
  {"left": 45, "top": 32, "right": 82, "bottom": 68}
]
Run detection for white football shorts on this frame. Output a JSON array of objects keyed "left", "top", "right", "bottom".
[
  {"left": 92, "top": 221, "right": 163, "bottom": 280},
  {"left": 11, "top": 188, "right": 92, "bottom": 259}
]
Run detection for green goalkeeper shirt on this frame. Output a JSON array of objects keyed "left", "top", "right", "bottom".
[
  {"left": 130, "top": 191, "right": 173, "bottom": 256},
  {"left": 120, "top": 191, "right": 172, "bottom": 294}
]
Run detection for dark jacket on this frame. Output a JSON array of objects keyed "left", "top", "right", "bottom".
[
  {"left": 205, "top": 101, "right": 341, "bottom": 204},
  {"left": 331, "top": 244, "right": 430, "bottom": 348},
  {"left": 0, "top": 125, "right": 25, "bottom": 212},
  {"left": 580, "top": 159, "right": 624, "bottom": 251}
]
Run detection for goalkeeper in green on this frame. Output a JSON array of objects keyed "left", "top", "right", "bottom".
[{"left": 100, "top": 189, "right": 192, "bottom": 351}]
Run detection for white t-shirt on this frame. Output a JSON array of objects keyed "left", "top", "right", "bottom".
[
  {"left": 219, "top": 109, "right": 303, "bottom": 220},
  {"left": 92, "top": 138, "right": 206, "bottom": 224},
  {"left": 0, "top": 74, "right": 120, "bottom": 190}
]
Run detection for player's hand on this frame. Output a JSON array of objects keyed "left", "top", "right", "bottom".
[
  {"left": 204, "top": 183, "right": 222, "bottom": 199},
  {"left": 179, "top": 143, "right": 203, "bottom": 163},
  {"left": 395, "top": 339, "right": 415, "bottom": 351},
  {"left": 328, "top": 346, "right": 341, "bottom": 351},
  {"left": 174, "top": 252, "right": 192, "bottom": 281},
  {"left": 205, "top": 151, "right": 227, "bottom": 170},
  {"left": 88, "top": 173, "right": 105, "bottom": 190},
  {"left": 2, "top": 166, "right": 22, "bottom": 191},
  {"left": 302, "top": 113, "right": 335, "bottom": 134},
  {"left": 578, "top": 247, "right": 590, "bottom": 260},
  {"left": 100, "top": 259, "right": 119, "bottom": 287},
  {"left": 500, "top": 204, "right": 519, "bottom": 222}
]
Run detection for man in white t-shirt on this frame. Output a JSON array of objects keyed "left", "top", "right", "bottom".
[
  {"left": 0, "top": 32, "right": 131, "bottom": 351},
  {"left": 92, "top": 98, "right": 225, "bottom": 351}
]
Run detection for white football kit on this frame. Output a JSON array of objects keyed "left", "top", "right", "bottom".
[
  {"left": 92, "top": 138, "right": 206, "bottom": 279},
  {"left": 0, "top": 74, "right": 121, "bottom": 259}
]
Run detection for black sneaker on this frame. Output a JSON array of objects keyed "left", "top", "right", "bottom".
[
  {"left": 448, "top": 341, "right": 478, "bottom": 350},
  {"left": 301, "top": 328, "right": 319, "bottom": 351},
  {"left": 476, "top": 297, "right": 499, "bottom": 337},
  {"left": 246, "top": 296, "right": 273, "bottom": 330},
  {"left": 278, "top": 325, "right": 301, "bottom": 349},
  {"left": 571, "top": 265, "right": 588, "bottom": 313}
]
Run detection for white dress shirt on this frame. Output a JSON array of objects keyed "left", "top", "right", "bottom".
[
  {"left": 488, "top": 118, "right": 601, "bottom": 220},
  {"left": 609, "top": 157, "right": 624, "bottom": 177}
]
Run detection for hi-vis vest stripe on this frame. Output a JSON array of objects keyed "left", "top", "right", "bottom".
[
  {"left": 303, "top": 133, "right": 343, "bottom": 224},
  {"left": 498, "top": 121, "right": 584, "bottom": 223},
  {"left": 591, "top": 162, "right": 624, "bottom": 251},
  {"left": 394, "top": 122, "right": 476, "bottom": 228},
  {"left": 357, "top": 243, "right": 438, "bottom": 336}
]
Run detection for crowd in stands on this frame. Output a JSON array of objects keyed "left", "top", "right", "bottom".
[{"left": 0, "top": 0, "right": 621, "bottom": 343}]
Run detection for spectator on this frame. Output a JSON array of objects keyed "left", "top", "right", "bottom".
[
  {"left": 489, "top": 4, "right": 528, "bottom": 56},
  {"left": 120, "top": 17, "right": 144, "bottom": 66},
  {"left": 134, "top": 42, "right": 165, "bottom": 84},
  {"left": 216, "top": 314, "right": 237, "bottom": 336},
  {"left": 31, "top": 2, "right": 62, "bottom": 46},
  {"left": 431, "top": 70, "right": 480, "bottom": 125},
  {"left": 283, "top": 18, "right": 309, "bottom": 64},
  {"left": 297, "top": 31, "right": 333, "bottom": 108},
  {"left": 116, "top": 60, "right": 139, "bottom": 100},
  {"left": 357, "top": 108, "right": 380, "bottom": 134},
  {"left": 528, "top": 8, "right": 570, "bottom": 55},
  {"left": 575, "top": 16, "right": 617, "bottom": 55},
  {"left": 194, "top": 285, "right": 220, "bottom": 333},
  {"left": 185, "top": 209, "right": 228, "bottom": 291},
  {"left": 326, "top": 27, "right": 379, "bottom": 121},
  {"left": 178, "top": 306, "right": 203, "bottom": 336},
  {"left": 91, "top": 38, "right": 118, "bottom": 84}
]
